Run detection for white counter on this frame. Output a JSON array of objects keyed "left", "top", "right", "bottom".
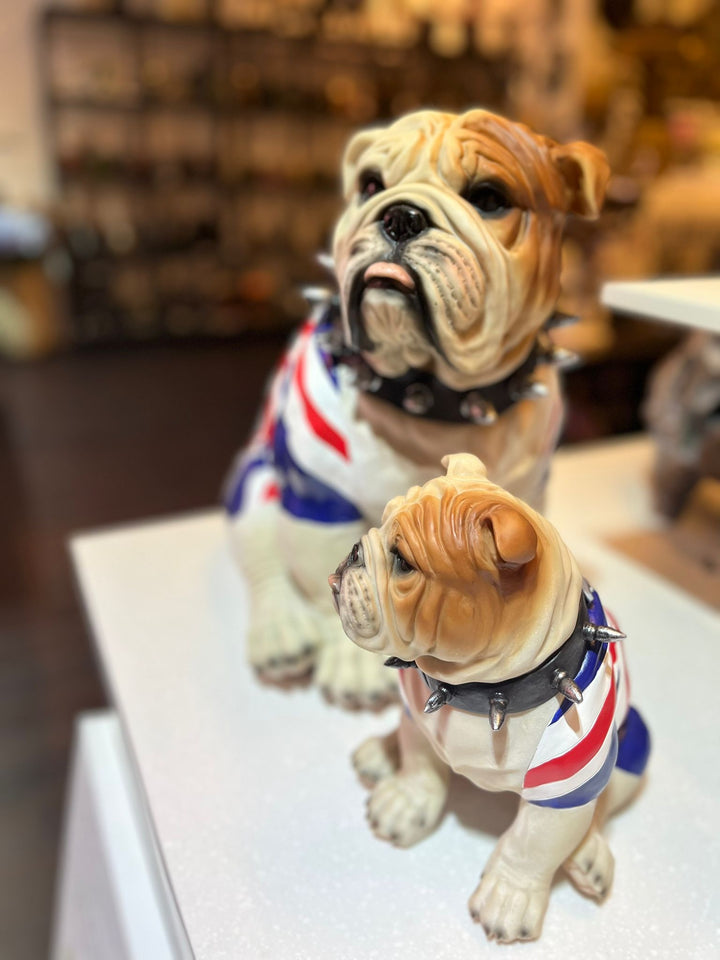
[
  {"left": 57, "top": 437, "right": 720, "bottom": 959},
  {"left": 601, "top": 276, "right": 720, "bottom": 333}
]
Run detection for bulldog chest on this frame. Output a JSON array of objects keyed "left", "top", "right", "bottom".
[{"left": 400, "top": 667, "right": 557, "bottom": 794}]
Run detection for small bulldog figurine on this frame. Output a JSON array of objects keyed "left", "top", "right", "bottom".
[
  {"left": 329, "top": 454, "right": 650, "bottom": 943},
  {"left": 225, "top": 108, "right": 609, "bottom": 707}
]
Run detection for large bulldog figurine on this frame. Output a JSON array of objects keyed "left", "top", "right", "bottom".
[
  {"left": 225, "top": 108, "right": 609, "bottom": 707},
  {"left": 330, "top": 454, "right": 650, "bottom": 943}
]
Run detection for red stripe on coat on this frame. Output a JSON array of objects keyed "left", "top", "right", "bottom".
[
  {"left": 524, "top": 665, "right": 617, "bottom": 789},
  {"left": 295, "top": 345, "right": 349, "bottom": 460}
]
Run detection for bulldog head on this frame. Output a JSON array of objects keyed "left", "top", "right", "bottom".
[
  {"left": 332, "top": 109, "right": 609, "bottom": 389},
  {"left": 329, "top": 453, "right": 582, "bottom": 684}
]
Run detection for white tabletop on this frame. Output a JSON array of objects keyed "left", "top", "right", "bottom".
[
  {"left": 71, "top": 436, "right": 720, "bottom": 960},
  {"left": 601, "top": 276, "right": 720, "bottom": 333},
  {"left": 52, "top": 712, "right": 189, "bottom": 960}
]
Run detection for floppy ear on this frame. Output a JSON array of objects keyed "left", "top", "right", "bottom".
[
  {"left": 341, "top": 128, "right": 381, "bottom": 198},
  {"left": 550, "top": 141, "right": 610, "bottom": 219},
  {"left": 485, "top": 505, "right": 538, "bottom": 568}
]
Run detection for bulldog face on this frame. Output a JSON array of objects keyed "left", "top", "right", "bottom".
[
  {"left": 332, "top": 109, "right": 609, "bottom": 388},
  {"left": 329, "top": 453, "right": 582, "bottom": 684}
]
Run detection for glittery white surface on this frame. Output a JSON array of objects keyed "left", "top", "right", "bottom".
[{"left": 71, "top": 438, "right": 720, "bottom": 959}]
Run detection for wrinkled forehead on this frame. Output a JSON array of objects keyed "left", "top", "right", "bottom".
[
  {"left": 385, "top": 487, "right": 496, "bottom": 578},
  {"left": 354, "top": 111, "right": 454, "bottom": 188},
  {"left": 386, "top": 501, "right": 448, "bottom": 577},
  {"left": 356, "top": 109, "right": 566, "bottom": 211},
  {"left": 447, "top": 111, "right": 566, "bottom": 210}
]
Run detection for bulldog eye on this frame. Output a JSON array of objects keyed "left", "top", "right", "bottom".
[
  {"left": 466, "top": 182, "right": 513, "bottom": 217},
  {"left": 391, "top": 547, "right": 415, "bottom": 575},
  {"left": 359, "top": 171, "right": 385, "bottom": 203}
]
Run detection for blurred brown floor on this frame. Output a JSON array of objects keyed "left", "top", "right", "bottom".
[{"left": 0, "top": 335, "right": 285, "bottom": 960}]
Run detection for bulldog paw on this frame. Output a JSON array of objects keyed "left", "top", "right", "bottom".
[
  {"left": 315, "top": 625, "right": 399, "bottom": 709},
  {"left": 352, "top": 732, "right": 400, "bottom": 788},
  {"left": 366, "top": 770, "right": 446, "bottom": 847},
  {"left": 564, "top": 830, "right": 614, "bottom": 901},
  {"left": 468, "top": 868, "right": 550, "bottom": 943},
  {"left": 248, "top": 580, "right": 320, "bottom": 683}
]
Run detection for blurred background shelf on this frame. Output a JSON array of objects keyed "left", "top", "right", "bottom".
[
  {"left": 27, "top": 0, "right": 718, "bottom": 397},
  {"left": 40, "top": 1, "right": 513, "bottom": 345}
]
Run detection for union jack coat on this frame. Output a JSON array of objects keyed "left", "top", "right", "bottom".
[{"left": 224, "top": 313, "right": 430, "bottom": 526}]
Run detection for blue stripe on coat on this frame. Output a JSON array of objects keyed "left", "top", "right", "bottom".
[
  {"left": 314, "top": 317, "right": 340, "bottom": 386},
  {"left": 586, "top": 587, "right": 606, "bottom": 625},
  {"left": 529, "top": 728, "right": 618, "bottom": 809},
  {"left": 616, "top": 706, "right": 651, "bottom": 776},
  {"left": 273, "top": 419, "right": 362, "bottom": 523},
  {"left": 549, "top": 587, "right": 608, "bottom": 725},
  {"left": 549, "top": 643, "right": 608, "bottom": 725},
  {"left": 224, "top": 453, "right": 273, "bottom": 515}
]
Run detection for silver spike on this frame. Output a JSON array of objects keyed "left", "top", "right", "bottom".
[
  {"left": 548, "top": 347, "right": 580, "bottom": 370},
  {"left": 460, "top": 391, "right": 498, "bottom": 425},
  {"left": 316, "top": 251, "right": 335, "bottom": 273},
  {"left": 511, "top": 379, "right": 550, "bottom": 402},
  {"left": 554, "top": 670, "right": 583, "bottom": 704},
  {"left": 545, "top": 311, "right": 580, "bottom": 330},
  {"left": 583, "top": 621, "right": 626, "bottom": 644},
  {"left": 384, "top": 657, "right": 416, "bottom": 669},
  {"left": 424, "top": 684, "right": 452, "bottom": 714},
  {"left": 316, "top": 325, "right": 345, "bottom": 356},
  {"left": 354, "top": 365, "right": 382, "bottom": 393},
  {"left": 489, "top": 693, "right": 508, "bottom": 731},
  {"left": 301, "top": 285, "right": 333, "bottom": 305}
]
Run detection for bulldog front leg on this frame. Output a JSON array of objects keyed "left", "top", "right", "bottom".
[
  {"left": 563, "top": 765, "right": 644, "bottom": 900},
  {"left": 366, "top": 710, "right": 450, "bottom": 848},
  {"left": 315, "top": 634, "right": 400, "bottom": 708},
  {"left": 468, "top": 799, "right": 596, "bottom": 943},
  {"left": 229, "top": 502, "right": 322, "bottom": 681},
  {"left": 352, "top": 729, "right": 400, "bottom": 787},
  {"left": 280, "top": 512, "right": 399, "bottom": 708}
]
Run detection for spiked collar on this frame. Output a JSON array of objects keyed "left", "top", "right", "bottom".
[
  {"left": 309, "top": 291, "right": 578, "bottom": 426},
  {"left": 385, "top": 586, "right": 625, "bottom": 731},
  {"left": 341, "top": 341, "right": 547, "bottom": 424}
]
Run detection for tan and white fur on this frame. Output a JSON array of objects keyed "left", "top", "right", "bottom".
[
  {"left": 229, "top": 108, "right": 609, "bottom": 707},
  {"left": 331, "top": 454, "right": 644, "bottom": 942}
]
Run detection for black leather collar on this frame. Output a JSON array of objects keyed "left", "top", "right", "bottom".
[
  {"left": 341, "top": 343, "right": 543, "bottom": 424},
  {"left": 319, "top": 301, "right": 578, "bottom": 426},
  {"left": 384, "top": 596, "right": 616, "bottom": 731},
  {"left": 418, "top": 599, "right": 589, "bottom": 718}
]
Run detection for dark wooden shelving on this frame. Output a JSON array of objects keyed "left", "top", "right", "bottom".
[{"left": 41, "top": 2, "right": 509, "bottom": 346}]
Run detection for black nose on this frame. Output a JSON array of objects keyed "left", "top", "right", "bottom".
[
  {"left": 380, "top": 204, "right": 428, "bottom": 244},
  {"left": 349, "top": 541, "right": 364, "bottom": 566}
]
